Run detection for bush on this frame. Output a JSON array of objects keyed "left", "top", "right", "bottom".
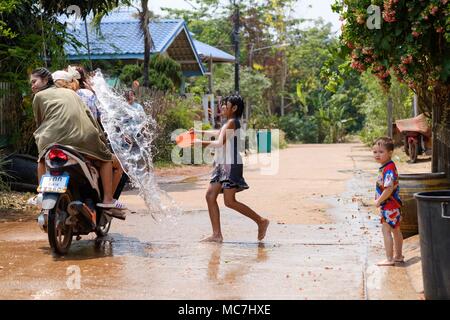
[
  {"left": 249, "top": 113, "right": 279, "bottom": 130},
  {"left": 277, "top": 130, "right": 289, "bottom": 149},
  {"left": 139, "top": 92, "right": 202, "bottom": 164},
  {"left": 358, "top": 73, "right": 413, "bottom": 146},
  {"left": 0, "top": 153, "right": 11, "bottom": 191},
  {"left": 9, "top": 96, "right": 38, "bottom": 156},
  {"left": 359, "top": 126, "right": 386, "bottom": 146},
  {"left": 279, "top": 113, "right": 318, "bottom": 143},
  {"left": 119, "top": 54, "right": 182, "bottom": 92}
]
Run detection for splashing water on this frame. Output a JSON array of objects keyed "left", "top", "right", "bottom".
[{"left": 91, "top": 70, "right": 182, "bottom": 220}]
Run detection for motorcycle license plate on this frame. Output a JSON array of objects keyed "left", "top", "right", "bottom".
[{"left": 37, "top": 174, "right": 69, "bottom": 193}]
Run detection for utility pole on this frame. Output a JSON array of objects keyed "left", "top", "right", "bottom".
[
  {"left": 280, "top": 50, "right": 286, "bottom": 116},
  {"left": 232, "top": 0, "right": 240, "bottom": 94},
  {"left": 208, "top": 54, "right": 213, "bottom": 94}
]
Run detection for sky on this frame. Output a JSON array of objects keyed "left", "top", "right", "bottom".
[{"left": 148, "top": 0, "right": 341, "bottom": 33}]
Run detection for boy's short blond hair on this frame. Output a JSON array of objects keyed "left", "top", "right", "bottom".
[{"left": 373, "top": 137, "right": 394, "bottom": 151}]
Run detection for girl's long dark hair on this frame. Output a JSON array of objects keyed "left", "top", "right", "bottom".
[
  {"left": 31, "top": 67, "right": 54, "bottom": 91},
  {"left": 227, "top": 94, "right": 245, "bottom": 118}
]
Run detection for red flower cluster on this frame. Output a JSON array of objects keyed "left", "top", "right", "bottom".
[
  {"left": 351, "top": 60, "right": 366, "bottom": 72},
  {"left": 411, "top": 23, "right": 422, "bottom": 38},
  {"left": 339, "top": 0, "right": 449, "bottom": 90},
  {"left": 362, "top": 47, "right": 374, "bottom": 55},
  {"left": 373, "top": 63, "right": 390, "bottom": 80},
  {"left": 399, "top": 65, "right": 408, "bottom": 75},
  {"left": 430, "top": 5, "right": 439, "bottom": 15},
  {"left": 401, "top": 55, "right": 413, "bottom": 64},
  {"left": 383, "top": 0, "right": 400, "bottom": 23}
]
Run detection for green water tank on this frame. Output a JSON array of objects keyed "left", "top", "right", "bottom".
[{"left": 257, "top": 130, "right": 271, "bottom": 153}]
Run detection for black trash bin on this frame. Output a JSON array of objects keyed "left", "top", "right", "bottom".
[
  {"left": 3, "top": 154, "right": 38, "bottom": 192},
  {"left": 414, "top": 190, "right": 450, "bottom": 300}
]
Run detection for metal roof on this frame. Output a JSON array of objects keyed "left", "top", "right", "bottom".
[
  {"left": 193, "top": 40, "right": 235, "bottom": 63},
  {"left": 64, "top": 8, "right": 236, "bottom": 76},
  {"left": 64, "top": 10, "right": 204, "bottom": 76}
]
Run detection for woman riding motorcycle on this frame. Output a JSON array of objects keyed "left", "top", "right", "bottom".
[{"left": 30, "top": 67, "right": 127, "bottom": 210}]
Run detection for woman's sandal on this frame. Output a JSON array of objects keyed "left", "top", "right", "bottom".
[
  {"left": 394, "top": 256, "right": 405, "bottom": 263},
  {"left": 97, "top": 199, "right": 127, "bottom": 210}
]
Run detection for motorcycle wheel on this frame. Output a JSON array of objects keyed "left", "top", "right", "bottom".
[
  {"left": 409, "top": 141, "right": 418, "bottom": 163},
  {"left": 48, "top": 193, "right": 73, "bottom": 255}
]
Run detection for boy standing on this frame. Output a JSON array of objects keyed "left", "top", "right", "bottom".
[{"left": 373, "top": 137, "right": 404, "bottom": 266}]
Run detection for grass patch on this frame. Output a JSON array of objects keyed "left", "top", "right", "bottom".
[{"left": 153, "top": 161, "right": 183, "bottom": 169}]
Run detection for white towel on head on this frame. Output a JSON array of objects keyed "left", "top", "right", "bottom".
[
  {"left": 52, "top": 70, "right": 73, "bottom": 82},
  {"left": 52, "top": 66, "right": 81, "bottom": 82},
  {"left": 67, "top": 65, "right": 81, "bottom": 80}
]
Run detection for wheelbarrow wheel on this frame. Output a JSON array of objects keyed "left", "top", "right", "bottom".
[
  {"left": 404, "top": 137, "right": 409, "bottom": 156},
  {"left": 409, "top": 141, "right": 418, "bottom": 163}
]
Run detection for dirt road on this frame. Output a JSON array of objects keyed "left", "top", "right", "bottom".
[{"left": 0, "top": 143, "right": 430, "bottom": 299}]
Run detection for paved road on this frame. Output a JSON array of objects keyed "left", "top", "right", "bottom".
[{"left": 0, "top": 143, "right": 422, "bottom": 299}]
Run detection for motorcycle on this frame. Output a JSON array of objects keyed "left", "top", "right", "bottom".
[
  {"left": 37, "top": 144, "right": 128, "bottom": 255},
  {"left": 404, "top": 131, "right": 424, "bottom": 163},
  {"left": 395, "top": 114, "right": 432, "bottom": 163}
]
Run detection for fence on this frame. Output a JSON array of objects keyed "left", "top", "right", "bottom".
[{"left": 0, "top": 82, "right": 20, "bottom": 141}]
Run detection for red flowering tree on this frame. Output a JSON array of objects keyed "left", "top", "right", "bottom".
[{"left": 333, "top": 0, "right": 450, "bottom": 172}]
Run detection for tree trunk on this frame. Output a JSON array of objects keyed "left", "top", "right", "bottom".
[
  {"left": 280, "top": 50, "right": 287, "bottom": 116},
  {"left": 432, "top": 101, "right": 440, "bottom": 173},
  {"left": 430, "top": 84, "right": 450, "bottom": 176},
  {"left": 141, "top": 0, "right": 152, "bottom": 88},
  {"left": 387, "top": 96, "right": 393, "bottom": 138}
]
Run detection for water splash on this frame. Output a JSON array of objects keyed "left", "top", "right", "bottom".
[{"left": 91, "top": 70, "right": 182, "bottom": 221}]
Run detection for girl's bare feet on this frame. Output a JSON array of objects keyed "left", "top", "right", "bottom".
[
  {"left": 200, "top": 235, "right": 223, "bottom": 243},
  {"left": 376, "top": 259, "right": 395, "bottom": 266},
  {"left": 394, "top": 255, "right": 405, "bottom": 263},
  {"left": 258, "top": 219, "right": 270, "bottom": 241}
]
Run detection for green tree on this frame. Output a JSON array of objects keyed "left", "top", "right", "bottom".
[
  {"left": 163, "top": 0, "right": 300, "bottom": 114},
  {"left": 0, "top": 0, "right": 130, "bottom": 152},
  {"left": 359, "top": 73, "right": 414, "bottom": 145},
  {"left": 333, "top": 0, "right": 450, "bottom": 171},
  {"left": 119, "top": 54, "right": 182, "bottom": 92}
]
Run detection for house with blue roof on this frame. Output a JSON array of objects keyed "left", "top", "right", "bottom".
[{"left": 64, "top": 8, "right": 235, "bottom": 81}]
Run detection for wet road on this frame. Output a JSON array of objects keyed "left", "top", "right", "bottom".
[{"left": 0, "top": 144, "right": 422, "bottom": 299}]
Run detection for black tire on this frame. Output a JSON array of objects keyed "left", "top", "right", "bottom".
[
  {"left": 404, "top": 136, "right": 409, "bottom": 155},
  {"left": 3, "top": 154, "right": 38, "bottom": 192},
  {"left": 48, "top": 193, "right": 73, "bottom": 255},
  {"left": 409, "top": 141, "right": 418, "bottom": 163}
]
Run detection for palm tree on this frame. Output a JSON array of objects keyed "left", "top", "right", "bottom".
[
  {"left": 138, "top": 0, "right": 153, "bottom": 88},
  {"left": 91, "top": 0, "right": 153, "bottom": 87}
]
